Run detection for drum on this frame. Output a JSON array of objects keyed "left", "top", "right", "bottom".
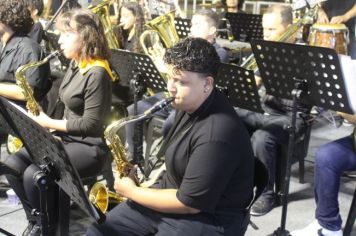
[{"left": 308, "top": 23, "right": 349, "bottom": 54}]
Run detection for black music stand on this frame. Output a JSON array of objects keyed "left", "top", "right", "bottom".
[
  {"left": 216, "top": 63, "right": 264, "bottom": 113},
  {"left": 174, "top": 18, "right": 191, "bottom": 39},
  {"left": 251, "top": 40, "right": 353, "bottom": 236},
  {"left": 0, "top": 98, "right": 104, "bottom": 236},
  {"left": 110, "top": 49, "right": 167, "bottom": 171},
  {"left": 220, "top": 13, "right": 263, "bottom": 42}
]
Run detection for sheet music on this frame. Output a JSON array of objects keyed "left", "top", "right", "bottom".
[{"left": 339, "top": 54, "right": 356, "bottom": 114}]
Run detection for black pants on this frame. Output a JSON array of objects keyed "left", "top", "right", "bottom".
[
  {"left": 4, "top": 141, "right": 108, "bottom": 222},
  {"left": 235, "top": 108, "right": 306, "bottom": 196},
  {"left": 86, "top": 200, "right": 249, "bottom": 236}
]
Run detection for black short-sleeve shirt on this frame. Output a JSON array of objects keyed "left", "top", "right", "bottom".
[
  {"left": 0, "top": 34, "right": 51, "bottom": 103},
  {"left": 157, "top": 89, "right": 254, "bottom": 222}
]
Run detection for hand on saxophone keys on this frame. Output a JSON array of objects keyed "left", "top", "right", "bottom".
[{"left": 114, "top": 165, "right": 139, "bottom": 198}]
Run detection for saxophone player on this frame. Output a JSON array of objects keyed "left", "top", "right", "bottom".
[
  {"left": 4, "top": 8, "right": 113, "bottom": 236},
  {"left": 87, "top": 37, "right": 254, "bottom": 236},
  {"left": 0, "top": 0, "right": 51, "bottom": 112}
]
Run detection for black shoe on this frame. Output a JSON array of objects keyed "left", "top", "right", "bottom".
[
  {"left": 250, "top": 195, "right": 275, "bottom": 216},
  {"left": 22, "top": 221, "right": 41, "bottom": 236}
]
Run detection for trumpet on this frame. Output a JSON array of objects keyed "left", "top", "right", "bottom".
[{"left": 89, "top": 97, "right": 175, "bottom": 214}]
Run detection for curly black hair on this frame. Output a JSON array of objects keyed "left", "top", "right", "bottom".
[
  {"left": 164, "top": 38, "right": 221, "bottom": 78},
  {"left": 0, "top": 0, "right": 33, "bottom": 34}
]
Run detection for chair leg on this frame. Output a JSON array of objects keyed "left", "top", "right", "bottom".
[
  {"left": 298, "top": 154, "right": 305, "bottom": 184},
  {"left": 344, "top": 187, "right": 356, "bottom": 236}
]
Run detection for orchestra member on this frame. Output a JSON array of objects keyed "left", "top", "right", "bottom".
[
  {"left": 87, "top": 37, "right": 254, "bottom": 236},
  {"left": 0, "top": 0, "right": 50, "bottom": 109},
  {"left": 124, "top": 8, "right": 229, "bottom": 163},
  {"left": 317, "top": 1, "right": 356, "bottom": 59},
  {"left": 235, "top": 4, "right": 311, "bottom": 216},
  {"left": 4, "top": 9, "right": 113, "bottom": 236},
  {"left": 116, "top": 1, "right": 145, "bottom": 53},
  {"left": 291, "top": 113, "right": 355, "bottom": 236},
  {"left": 221, "top": 0, "right": 245, "bottom": 13}
]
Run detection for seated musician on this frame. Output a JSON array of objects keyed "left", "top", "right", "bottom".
[
  {"left": 115, "top": 1, "right": 145, "bottom": 53},
  {"left": 291, "top": 113, "right": 355, "bottom": 236},
  {"left": 4, "top": 9, "right": 113, "bottom": 236},
  {"left": 235, "top": 4, "right": 311, "bottom": 216},
  {"left": 0, "top": 0, "right": 50, "bottom": 146},
  {"left": 124, "top": 8, "right": 229, "bottom": 163},
  {"left": 87, "top": 37, "right": 254, "bottom": 236},
  {"left": 0, "top": 0, "right": 50, "bottom": 110}
]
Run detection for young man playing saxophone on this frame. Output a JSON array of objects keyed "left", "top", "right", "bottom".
[{"left": 87, "top": 37, "right": 255, "bottom": 236}]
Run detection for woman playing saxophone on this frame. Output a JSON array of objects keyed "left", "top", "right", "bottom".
[{"left": 4, "top": 8, "right": 113, "bottom": 235}]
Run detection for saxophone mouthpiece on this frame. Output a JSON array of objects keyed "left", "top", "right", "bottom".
[
  {"left": 143, "top": 97, "right": 175, "bottom": 116},
  {"left": 45, "top": 50, "right": 62, "bottom": 62}
]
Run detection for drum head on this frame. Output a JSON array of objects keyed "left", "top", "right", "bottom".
[{"left": 311, "top": 23, "right": 348, "bottom": 32}]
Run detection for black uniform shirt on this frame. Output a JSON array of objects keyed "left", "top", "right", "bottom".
[
  {"left": 58, "top": 62, "right": 112, "bottom": 145},
  {"left": 0, "top": 34, "right": 51, "bottom": 103},
  {"left": 157, "top": 89, "right": 254, "bottom": 223}
]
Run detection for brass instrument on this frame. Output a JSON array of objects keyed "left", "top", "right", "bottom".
[
  {"left": 139, "top": 11, "right": 179, "bottom": 83},
  {"left": 89, "top": 0, "right": 120, "bottom": 49},
  {"left": 7, "top": 51, "right": 61, "bottom": 154},
  {"left": 89, "top": 97, "right": 175, "bottom": 214},
  {"left": 241, "top": 4, "right": 320, "bottom": 72},
  {"left": 140, "top": 11, "right": 179, "bottom": 63}
]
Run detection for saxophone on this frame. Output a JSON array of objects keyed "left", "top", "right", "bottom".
[
  {"left": 89, "top": 97, "right": 175, "bottom": 214},
  {"left": 15, "top": 50, "right": 61, "bottom": 115},
  {"left": 7, "top": 50, "right": 61, "bottom": 154}
]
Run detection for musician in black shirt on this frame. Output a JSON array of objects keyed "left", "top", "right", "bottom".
[
  {"left": 87, "top": 37, "right": 254, "bottom": 236},
  {"left": 235, "top": 5, "right": 310, "bottom": 216}
]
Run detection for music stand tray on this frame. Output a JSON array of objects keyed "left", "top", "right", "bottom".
[
  {"left": 0, "top": 98, "right": 103, "bottom": 234},
  {"left": 250, "top": 39, "right": 353, "bottom": 235},
  {"left": 251, "top": 40, "right": 353, "bottom": 114},
  {"left": 174, "top": 18, "right": 191, "bottom": 39},
  {"left": 216, "top": 63, "right": 264, "bottom": 114},
  {"left": 221, "top": 13, "right": 263, "bottom": 42},
  {"left": 110, "top": 49, "right": 167, "bottom": 94}
]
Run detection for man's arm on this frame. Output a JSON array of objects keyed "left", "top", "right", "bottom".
[
  {"left": 338, "top": 112, "right": 356, "bottom": 125},
  {"left": 330, "top": 4, "right": 356, "bottom": 24}
]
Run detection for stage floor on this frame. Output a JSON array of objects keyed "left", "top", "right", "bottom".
[{"left": 0, "top": 113, "right": 355, "bottom": 236}]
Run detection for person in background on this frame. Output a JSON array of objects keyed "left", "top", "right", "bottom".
[
  {"left": 221, "top": 0, "right": 245, "bottom": 13},
  {"left": 115, "top": 1, "right": 145, "bottom": 53},
  {"left": 4, "top": 9, "right": 113, "bottom": 236},
  {"left": 87, "top": 36, "right": 254, "bottom": 236},
  {"left": 0, "top": 0, "right": 50, "bottom": 111},
  {"left": 26, "top": 0, "right": 45, "bottom": 43},
  {"left": 291, "top": 112, "right": 356, "bottom": 236},
  {"left": 317, "top": 1, "right": 356, "bottom": 59},
  {"left": 235, "top": 4, "right": 310, "bottom": 216}
]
